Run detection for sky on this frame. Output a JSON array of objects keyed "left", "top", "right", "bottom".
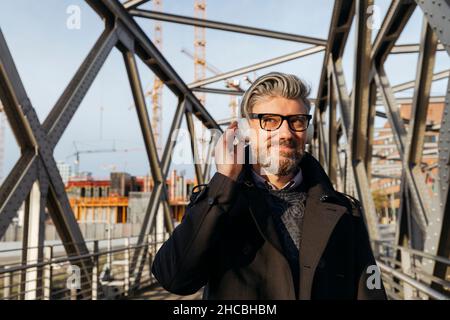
[{"left": 0, "top": 0, "right": 449, "bottom": 181}]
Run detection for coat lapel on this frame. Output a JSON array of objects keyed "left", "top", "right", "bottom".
[{"left": 241, "top": 181, "right": 284, "bottom": 255}]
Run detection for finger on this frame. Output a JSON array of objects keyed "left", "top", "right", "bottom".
[
  {"left": 229, "top": 120, "right": 238, "bottom": 129},
  {"left": 214, "top": 128, "right": 233, "bottom": 164},
  {"left": 224, "top": 127, "right": 237, "bottom": 164},
  {"left": 224, "top": 125, "right": 236, "bottom": 145}
]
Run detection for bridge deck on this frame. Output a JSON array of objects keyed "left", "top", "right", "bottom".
[{"left": 131, "top": 285, "right": 203, "bottom": 300}]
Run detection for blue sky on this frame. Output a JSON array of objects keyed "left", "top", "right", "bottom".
[{"left": 0, "top": 0, "right": 448, "bottom": 180}]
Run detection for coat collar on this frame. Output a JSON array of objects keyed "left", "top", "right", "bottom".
[{"left": 239, "top": 152, "right": 348, "bottom": 299}]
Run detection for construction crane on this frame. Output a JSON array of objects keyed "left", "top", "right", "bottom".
[
  {"left": 151, "top": 0, "right": 164, "bottom": 158},
  {"left": 67, "top": 142, "right": 144, "bottom": 176},
  {"left": 181, "top": 47, "right": 221, "bottom": 76},
  {"left": 194, "top": 0, "right": 207, "bottom": 106},
  {"left": 181, "top": 47, "right": 243, "bottom": 119},
  {"left": 191, "top": 0, "right": 210, "bottom": 172}
]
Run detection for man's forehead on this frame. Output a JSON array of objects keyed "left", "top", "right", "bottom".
[{"left": 252, "top": 97, "right": 309, "bottom": 114}]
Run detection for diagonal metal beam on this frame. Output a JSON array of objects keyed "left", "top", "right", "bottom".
[
  {"left": 374, "top": 66, "right": 429, "bottom": 232},
  {"left": 129, "top": 96, "right": 187, "bottom": 287},
  {"left": 185, "top": 112, "right": 205, "bottom": 185},
  {"left": 43, "top": 28, "right": 119, "bottom": 147},
  {"left": 202, "top": 136, "right": 214, "bottom": 183},
  {"left": 188, "top": 46, "right": 325, "bottom": 89},
  {"left": 129, "top": 9, "right": 328, "bottom": 46},
  {"left": 374, "top": 67, "right": 407, "bottom": 152},
  {"left": 387, "top": 69, "right": 450, "bottom": 94},
  {"left": 123, "top": 0, "right": 150, "bottom": 10},
  {"left": 365, "top": 80, "right": 377, "bottom": 181},
  {"left": 327, "top": 68, "right": 337, "bottom": 185},
  {"left": 0, "top": 153, "right": 38, "bottom": 236},
  {"left": 391, "top": 42, "right": 445, "bottom": 54},
  {"left": 191, "top": 87, "right": 244, "bottom": 96},
  {"left": 329, "top": 57, "right": 379, "bottom": 237},
  {"left": 317, "top": 110, "right": 329, "bottom": 169},
  {"left": 86, "top": 0, "right": 220, "bottom": 132},
  {"left": 316, "top": 0, "right": 355, "bottom": 112},
  {"left": 371, "top": 0, "right": 417, "bottom": 66},
  {"left": 377, "top": 96, "right": 446, "bottom": 106},
  {"left": 0, "top": 34, "right": 38, "bottom": 150},
  {"left": 123, "top": 51, "right": 165, "bottom": 190},
  {"left": 329, "top": 58, "right": 351, "bottom": 130},
  {"left": 129, "top": 98, "right": 188, "bottom": 288},
  {"left": 351, "top": 0, "right": 372, "bottom": 164},
  {"left": 406, "top": 19, "right": 438, "bottom": 171},
  {"left": 122, "top": 49, "right": 176, "bottom": 285}
]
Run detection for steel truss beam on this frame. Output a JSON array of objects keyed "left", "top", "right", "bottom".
[
  {"left": 122, "top": 49, "right": 176, "bottom": 287},
  {"left": 374, "top": 67, "right": 430, "bottom": 232},
  {"left": 384, "top": 69, "right": 449, "bottom": 95},
  {"left": 188, "top": 46, "right": 325, "bottom": 89},
  {"left": 185, "top": 112, "right": 206, "bottom": 185},
  {"left": 123, "top": 0, "right": 150, "bottom": 10},
  {"left": 390, "top": 42, "right": 445, "bottom": 54},
  {"left": 405, "top": 17, "right": 438, "bottom": 228},
  {"left": 129, "top": 9, "right": 328, "bottom": 46},
  {"left": 316, "top": 0, "right": 355, "bottom": 112},
  {"left": 413, "top": 0, "right": 450, "bottom": 292},
  {"left": 192, "top": 87, "right": 244, "bottom": 96},
  {"left": 327, "top": 66, "right": 338, "bottom": 185},
  {"left": 371, "top": 0, "right": 416, "bottom": 66}
]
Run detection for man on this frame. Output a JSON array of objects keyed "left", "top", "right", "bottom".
[{"left": 152, "top": 72, "right": 387, "bottom": 300}]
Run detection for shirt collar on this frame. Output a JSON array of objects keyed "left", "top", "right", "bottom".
[{"left": 250, "top": 166, "right": 303, "bottom": 191}]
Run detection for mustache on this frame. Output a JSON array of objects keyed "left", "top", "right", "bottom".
[{"left": 266, "top": 139, "right": 298, "bottom": 149}]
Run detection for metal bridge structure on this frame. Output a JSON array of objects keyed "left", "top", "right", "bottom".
[{"left": 0, "top": 0, "right": 449, "bottom": 300}]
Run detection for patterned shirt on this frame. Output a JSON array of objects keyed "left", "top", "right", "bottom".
[{"left": 250, "top": 167, "right": 308, "bottom": 297}]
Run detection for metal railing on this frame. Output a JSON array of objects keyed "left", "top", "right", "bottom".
[
  {"left": 2, "top": 233, "right": 450, "bottom": 300},
  {"left": 0, "top": 234, "right": 167, "bottom": 300},
  {"left": 373, "top": 240, "right": 450, "bottom": 300}
]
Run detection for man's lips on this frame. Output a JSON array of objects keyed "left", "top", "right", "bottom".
[{"left": 269, "top": 145, "right": 295, "bottom": 151}]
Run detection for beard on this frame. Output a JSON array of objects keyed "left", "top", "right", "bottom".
[{"left": 254, "top": 138, "right": 305, "bottom": 176}]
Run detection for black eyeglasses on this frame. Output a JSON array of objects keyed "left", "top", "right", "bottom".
[{"left": 248, "top": 113, "right": 312, "bottom": 132}]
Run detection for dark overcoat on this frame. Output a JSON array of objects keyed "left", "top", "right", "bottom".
[{"left": 152, "top": 152, "right": 387, "bottom": 300}]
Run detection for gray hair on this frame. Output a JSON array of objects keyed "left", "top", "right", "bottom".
[{"left": 240, "top": 72, "right": 311, "bottom": 118}]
